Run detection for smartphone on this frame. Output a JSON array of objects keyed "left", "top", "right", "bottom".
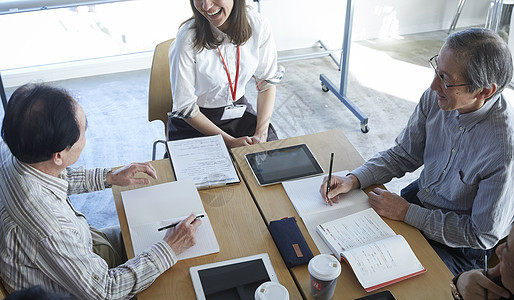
[{"left": 354, "top": 290, "right": 396, "bottom": 300}]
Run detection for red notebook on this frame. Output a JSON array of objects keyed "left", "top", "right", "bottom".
[{"left": 316, "top": 208, "right": 426, "bottom": 292}]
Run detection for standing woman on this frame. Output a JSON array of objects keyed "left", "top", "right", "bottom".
[{"left": 168, "top": 0, "right": 282, "bottom": 148}]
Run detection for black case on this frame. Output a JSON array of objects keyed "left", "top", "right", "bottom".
[{"left": 269, "top": 217, "right": 314, "bottom": 268}]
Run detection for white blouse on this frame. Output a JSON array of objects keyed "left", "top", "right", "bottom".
[{"left": 169, "top": 8, "right": 278, "bottom": 117}]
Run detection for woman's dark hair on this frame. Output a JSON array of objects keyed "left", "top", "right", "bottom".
[
  {"left": 1, "top": 83, "right": 80, "bottom": 164},
  {"left": 184, "top": 0, "right": 252, "bottom": 51}
]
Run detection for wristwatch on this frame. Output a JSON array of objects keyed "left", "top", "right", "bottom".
[
  {"left": 450, "top": 273, "right": 463, "bottom": 300},
  {"left": 103, "top": 168, "right": 112, "bottom": 188}
]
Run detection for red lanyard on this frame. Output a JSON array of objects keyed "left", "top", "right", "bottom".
[{"left": 217, "top": 46, "right": 240, "bottom": 102}]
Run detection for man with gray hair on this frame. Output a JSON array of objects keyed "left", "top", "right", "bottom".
[{"left": 320, "top": 27, "right": 514, "bottom": 275}]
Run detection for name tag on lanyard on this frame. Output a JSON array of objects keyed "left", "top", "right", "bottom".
[{"left": 218, "top": 46, "right": 247, "bottom": 120}]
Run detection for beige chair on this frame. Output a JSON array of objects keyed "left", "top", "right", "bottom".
[
  {"left": 0, "top": 279, "right": 9, "bottom": 298},
  {"left": 149, "top": 38, "right": 174, "bottom": 160}
]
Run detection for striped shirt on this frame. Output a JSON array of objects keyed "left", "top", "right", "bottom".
[
  {"left": 0, "top": 142, "right": 177, "bottom": 299},
  {"left": 352, "top": 88, "right": 514, "bottom": 250}
]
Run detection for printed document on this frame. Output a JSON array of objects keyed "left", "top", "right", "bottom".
[{"left": 166, "top": 134, "right": 239, "bottom": 189}]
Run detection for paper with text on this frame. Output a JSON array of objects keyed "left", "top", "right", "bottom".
[
  {"left": 166, "top": 135, "right": 239, "bottom": 188},
  {"left": 121, "top": 179, "right": 219, "bottom": 260},
  {"left": 342, "top": 235, "right": 425, "bottom": 291},
  {"left": 318, "top": 208, "right": 396, "bottom": 253}
]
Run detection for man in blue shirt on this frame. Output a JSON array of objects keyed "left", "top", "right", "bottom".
[{"left": 321, "top": 28, "right": 514, "bottom": 275}]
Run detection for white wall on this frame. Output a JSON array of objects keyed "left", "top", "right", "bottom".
[{"left": 250, "top": 0, "right": 490, "bottom": 51}]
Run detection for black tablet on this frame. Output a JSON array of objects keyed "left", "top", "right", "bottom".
[
  {"left": 190, "top": 253, "right": 278, "bottom": 300},
  {"left": 245, "top": 144, "right": 324, "bottom": 186}
]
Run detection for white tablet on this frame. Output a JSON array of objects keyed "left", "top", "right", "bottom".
[
  {"left": 245, "top": 144, "right": 324, "bottom": 186},
  {"left": 189, "top": 253, "right": 278, "bottom": 300}
]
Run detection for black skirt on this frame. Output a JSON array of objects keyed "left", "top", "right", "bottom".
[{"left": 167, "top": 96, "right": 278, "bottom": 142}]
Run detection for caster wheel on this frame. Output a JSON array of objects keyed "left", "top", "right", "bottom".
[
  {"left": 361, "top": 124, "right": 369, "bottom": 133},
  {"left": 321, "top": 83, "right": 329, "bottom": 92}
]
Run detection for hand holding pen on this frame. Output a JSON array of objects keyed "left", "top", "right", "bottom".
[
  {"left": 162, "top": 213, "right": 202, "bottom": 255},
  {"left": 158, "top": 214, "right": 205, "bottom": 231}
]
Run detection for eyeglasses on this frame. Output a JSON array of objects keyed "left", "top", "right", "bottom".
[{"left": 428, "top": 55, "right": 471, "bottom": 89}]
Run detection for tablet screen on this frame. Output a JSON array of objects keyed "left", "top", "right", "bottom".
[{"left": 245, "top": 144, "right": 324, "bottom": 186}]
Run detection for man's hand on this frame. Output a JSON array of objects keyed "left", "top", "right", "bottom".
[
  {"left": 457, "top": 267, "right": 510, "bottom": 299},
  {"left": 106, "top": 162, "right": 158, "bottom": 187},
  {"left": 368, "top": 188, "right": 410, "bottom": 221},
  {"left": 163, "top": 213, "right": 202, "bottom": 255},
  {"left": 319, "top": 174, "right": 360, "bottom": 206}
]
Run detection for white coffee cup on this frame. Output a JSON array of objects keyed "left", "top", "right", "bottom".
[
  {"left": 254, "top": 281, "right": 289, "bottom": 300},
  {"left": 308, "top": 254, "right": 341, "bottom": 300}
]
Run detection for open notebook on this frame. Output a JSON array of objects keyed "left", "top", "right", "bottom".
[
  {"left": 282, "top": 170, "right": 371, "bottom": 254},
  {"left": 121, "top": 179, "right": 219, "bottom": 260}
]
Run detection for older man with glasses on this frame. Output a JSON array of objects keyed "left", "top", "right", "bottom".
[{"left": 320, "top": 27, "right": 514, "bottom": 275}]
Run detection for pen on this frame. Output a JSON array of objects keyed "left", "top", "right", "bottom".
[
  {"left": 326, "top": 153, "right": 334, "bottom": 204},
  {"left": 484, "top": 254, "right": 488, "bottom": 300},
  {"left": 157, "top": 214, "right": 205, "bottom": 231}
]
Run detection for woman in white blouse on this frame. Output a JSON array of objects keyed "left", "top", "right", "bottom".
[{"left": 168, "top": 0, "right": 282, "bottom": 148}]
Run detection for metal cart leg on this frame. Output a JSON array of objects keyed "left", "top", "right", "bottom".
[
  {"left": 319, "top": 0, "right": 369, "bottom": 133},
  {"left": 1, "top": 72, "right": 7, "bottom": 110}
]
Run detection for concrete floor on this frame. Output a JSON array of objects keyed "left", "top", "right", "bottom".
[{"left": 2, "top": 29, "right": 486, "bottom": 228}]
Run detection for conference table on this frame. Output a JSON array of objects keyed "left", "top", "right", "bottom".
[
  {"left": 113, "top": 129, "right": 453, "bottom": 299},
  {"left": 230, "top": 129, "right": 454, "bottom": 299},
  {"left": 111, "top": 161, "right": 302, "bottom": 299}
]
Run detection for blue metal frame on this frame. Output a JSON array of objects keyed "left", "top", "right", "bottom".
[
  {"left": 319, "top": 0, "right": 369, "bottom": 132},
  {"left": 0, "top": 72, "right": 7, "bottom": 110}
]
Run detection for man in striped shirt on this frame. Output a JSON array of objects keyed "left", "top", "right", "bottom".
[
  {"left": 321, "top": 27, "right": 514, "bottom": 275},
  {"left": 0, "top": 83, "right": 201, "bottom": 299}
]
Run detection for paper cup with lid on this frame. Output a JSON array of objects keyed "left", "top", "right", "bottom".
[
  {"left": 254, "top": 281, "right": 289, "bottom": 300},
  {"left": 308, "top": 254, "right": 341, "bottom": 300}
]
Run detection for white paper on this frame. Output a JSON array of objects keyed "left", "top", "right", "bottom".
[
  {"left": 316, "top": 208, "right": 396, "bottom": 253},
  {"left": 282, "top": 171, "right": 371, "bottom": 253},
  {"left": 166, "top": 135, "right": 239, "bottom": 188},
  {"left": 129, "top": 216, "right": 219, "bottom": 260},
  {"left": 121, "top": 179, "right": 219, "bottom": 260}
]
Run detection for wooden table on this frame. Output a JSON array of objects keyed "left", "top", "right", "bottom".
[
  {"left": 112, "top": 159, "right": 302, "bottom": 299},
  {"left": 231, "top": 129, "right": 453, "bottom": 299}
]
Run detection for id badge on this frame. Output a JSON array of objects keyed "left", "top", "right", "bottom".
[{"left": 221, "top": 104, "right": 246, "bottom": 120}]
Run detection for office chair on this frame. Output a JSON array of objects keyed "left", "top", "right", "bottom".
[
  {"left": 0, "top": 279, "right": 9, "bottom": 298},
  {"left": 148, "top": 39, "right": 174, "bottom": 160}
]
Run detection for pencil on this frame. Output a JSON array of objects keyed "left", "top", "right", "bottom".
[
  {"left": 326, "top": 153, "right": 334, "bottom": 204},
  {"left": 157, "top": 214, "right": 205, "bottom": 231},
  {"left": 484, "top": 254, "right": 488, "bottom": 300}
]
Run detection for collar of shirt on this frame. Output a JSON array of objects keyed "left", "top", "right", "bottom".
[
  {"left": 456, "top": 93, "right": 501, "bottom": 130},
  {"left": 13, "top": 158, "right": 68, "bottom": 202},
  {"left": 210, "top": 23, "right": 229, "bottom": 42}
]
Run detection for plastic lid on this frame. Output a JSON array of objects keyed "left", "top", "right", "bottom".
[
  {"left": 308, "top": 254, "right": 341, "bottom": 281},
  {"left": 254, "top": 281, "right": 289, "bottom": 300}
]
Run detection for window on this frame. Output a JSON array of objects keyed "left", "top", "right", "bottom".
[{"left": 0, "top": 0, "right": 191, "bottom": 71}]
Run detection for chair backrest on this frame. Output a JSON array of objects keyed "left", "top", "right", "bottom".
[
  {"left": 148, "top": 38, "right": 175, "bottom": 136},
  {"left": 0, "top": 279, "right": 9, "bottom": 298}
]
